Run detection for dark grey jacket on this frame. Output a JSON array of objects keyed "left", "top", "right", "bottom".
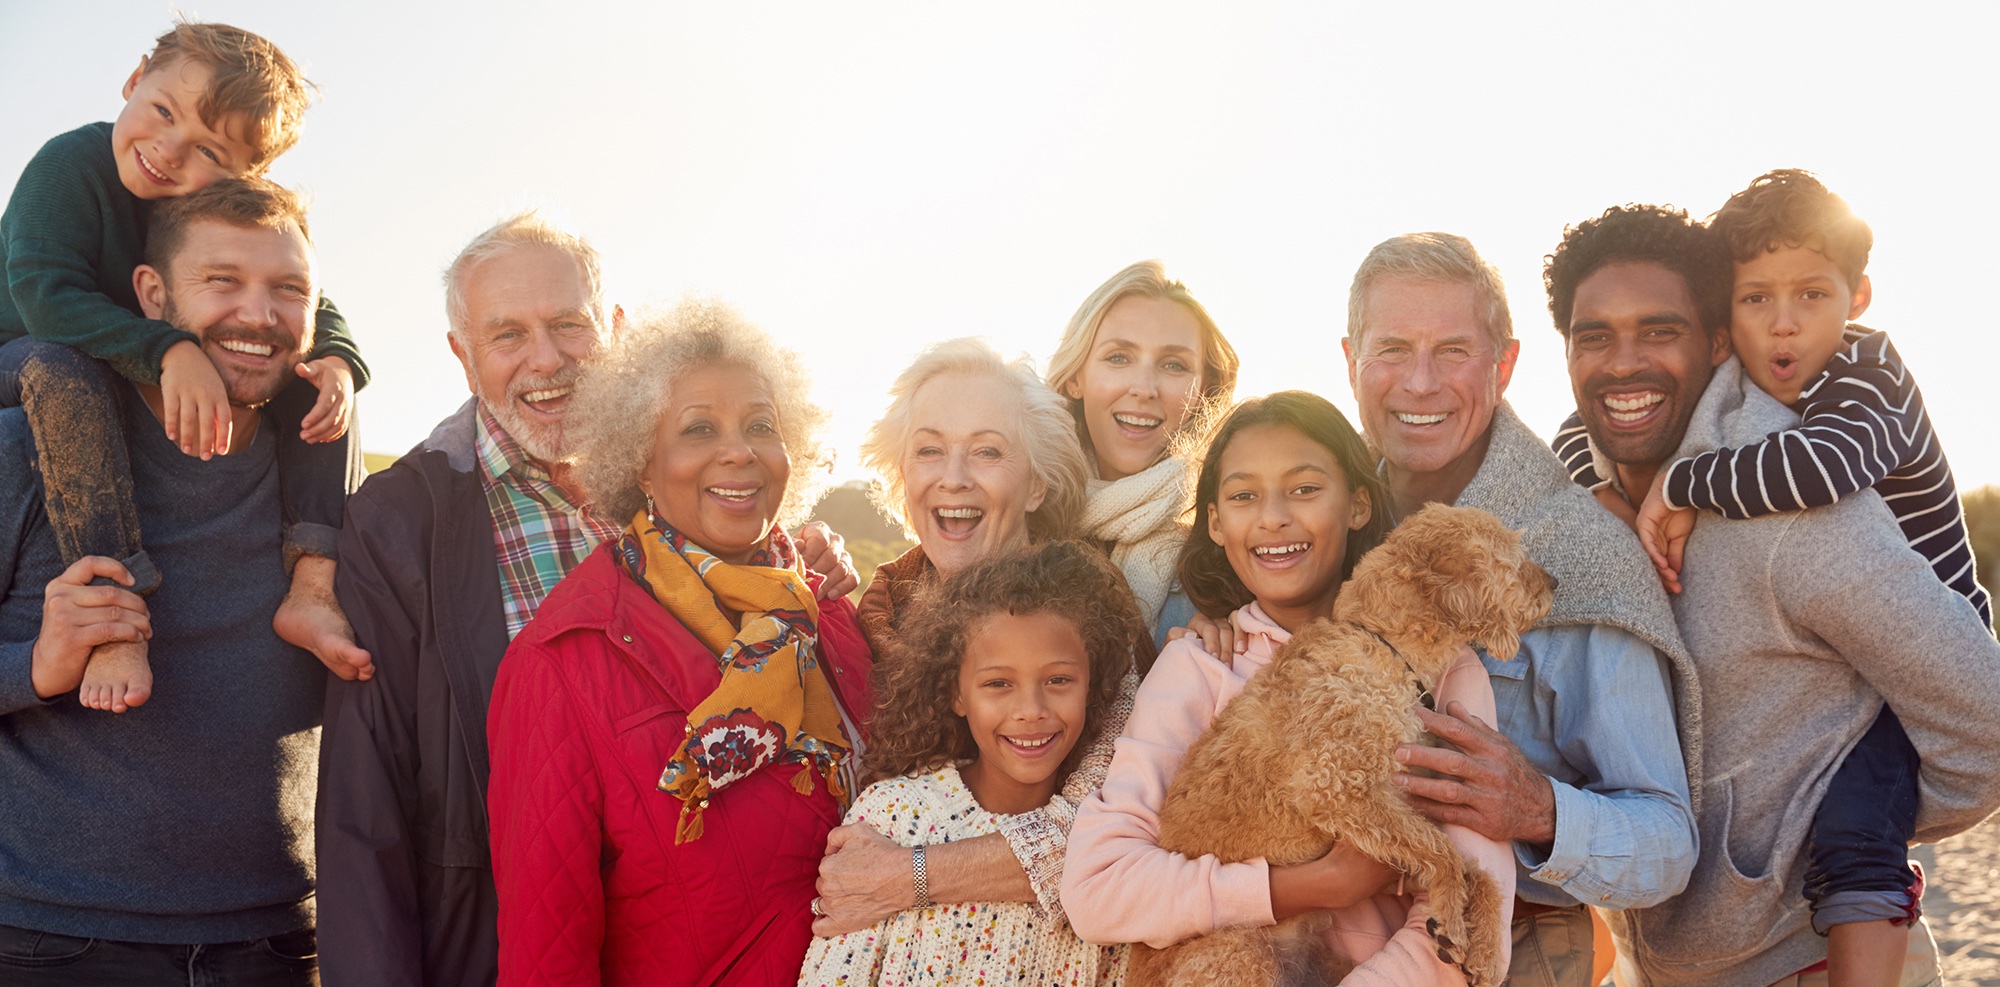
[{"left": 317, "top": 402, "right": 508, "bottom": 987}]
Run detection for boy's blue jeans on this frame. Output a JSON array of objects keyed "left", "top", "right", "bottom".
[
  {"left": 0, "top": 337, "right": 359, "bottom": 589},
  {"left": 1804, "top": 704, "right": 1921, "bottom": 934}
]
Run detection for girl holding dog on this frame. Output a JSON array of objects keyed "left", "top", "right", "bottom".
[
  {"left": 798, "top": 541, "right": 1139, "bottom": 986},
  {"left": 1060, "top": 391, "right": 1517, "bottom": 984}
]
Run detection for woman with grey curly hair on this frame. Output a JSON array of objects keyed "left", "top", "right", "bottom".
[
  {"left": 809, "top": 336, "right": 1148, "bottom": 960},
  {"left": 484, "top": 299, "right": 877, "bottom": 986}
]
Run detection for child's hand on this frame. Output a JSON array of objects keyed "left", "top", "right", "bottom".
[
  {"left": 1636, "top": 473, "right": 1695, "bottom": 594},
  {"left": 296, "top": 356, "right": 355, "bottom": 443},
  {"left": 159, "top": 340, "right": 232, "bottom": 459}
]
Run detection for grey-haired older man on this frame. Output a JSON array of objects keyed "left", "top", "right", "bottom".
[
  {"left": 1342, "top": 233, "right": 1699, "bottom": 986},
  {"left": 316, "top": 214, "right": 856, "bottom": 987}
]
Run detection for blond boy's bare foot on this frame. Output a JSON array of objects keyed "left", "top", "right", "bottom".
[
  {"left": 276, "top": 557, "right": 372, "bottom": 681},
  {"left": 78, "top": 639, "right": 152, "bottom": 713}
]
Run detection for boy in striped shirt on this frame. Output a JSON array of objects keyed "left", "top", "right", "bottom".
[{"left": 1554, "top": 168, "right": 1989, "bottom": 987}]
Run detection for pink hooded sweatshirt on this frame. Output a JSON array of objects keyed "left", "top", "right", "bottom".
[{"left": 1061, "top": 603, "right": 1515, "bottom": 985}]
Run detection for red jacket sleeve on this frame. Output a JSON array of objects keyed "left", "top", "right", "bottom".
[{"left": 488, "top": 634, "right": 608, "bottom": 987}]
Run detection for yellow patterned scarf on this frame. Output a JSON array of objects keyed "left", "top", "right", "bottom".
[{"left": 617, "top": 510, "right": 852, "bottom": 843}]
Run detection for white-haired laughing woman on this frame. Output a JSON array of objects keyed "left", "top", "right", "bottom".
[{"left": 807, "top": 337, "right": 1148, "bottom": 964}]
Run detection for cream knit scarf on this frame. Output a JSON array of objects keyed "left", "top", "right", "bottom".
[{"left": 1080, "top": 456, "right": 1190, "bottom": 627}]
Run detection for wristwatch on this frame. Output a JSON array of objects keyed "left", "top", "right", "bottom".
[{"left": 912, "top": 844, "right": 931, "bottom": 910}]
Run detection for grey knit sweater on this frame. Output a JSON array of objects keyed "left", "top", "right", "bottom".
[
  {"left": 1457, "top": 403, "right": 1702, "bottom": 801},
  {"left": 1616, "top": 357, "right": 2000, "bottom": 986}
]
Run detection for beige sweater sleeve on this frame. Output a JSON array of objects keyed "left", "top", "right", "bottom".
[{"left": 994, "top": 672, "right": 1139, "bottom": 918}]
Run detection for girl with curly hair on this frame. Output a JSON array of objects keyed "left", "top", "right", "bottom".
[{"left": 799, "top": 540, "right": 1140, "bottom": 986}]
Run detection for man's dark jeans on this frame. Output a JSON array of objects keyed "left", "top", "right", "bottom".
[{"left": 0, "top": 923, "right": 317, "bottom": 985}]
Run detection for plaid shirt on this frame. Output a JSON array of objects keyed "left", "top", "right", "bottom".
[{"left": 476, "top": 407, "right": 623, "bottom": 639}]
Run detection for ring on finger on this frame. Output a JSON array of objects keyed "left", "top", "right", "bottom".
[{"left": 810, "top": 896, "right": 826, "bottom": 918}]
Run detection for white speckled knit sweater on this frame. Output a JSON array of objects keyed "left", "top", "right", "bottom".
[{"left": 798, "top": 765, "right": 1126, "bottom": 987}]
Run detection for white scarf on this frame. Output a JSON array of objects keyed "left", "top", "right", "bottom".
[{"left": 1080, "top": 456, "right": 1190, "bottom": 626}]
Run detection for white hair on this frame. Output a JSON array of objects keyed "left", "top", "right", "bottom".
[
  {"left": 1346, "top": 232, "right": 1513, "bottom": 347},
  {"left": 567, "top": 298, "right": 832, "bottom": 528},
  {"left": 859, "top": 337, "right": 1087, "bottom": 543},
  {"left": 442, "top": 210, "right": 605, "bottom": 342}
]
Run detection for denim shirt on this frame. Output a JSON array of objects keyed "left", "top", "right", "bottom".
[{"left": 1480, "top": 622, "right": 1696, "bottom": 909}]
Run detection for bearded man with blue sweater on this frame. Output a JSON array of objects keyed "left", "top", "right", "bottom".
[{"left": 0, "top": 178, "right": 329, "bottom": 985}]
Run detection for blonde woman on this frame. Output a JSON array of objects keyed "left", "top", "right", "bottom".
[{"left": 1048, "top": 261, "right": 1239, "bottom": 643}]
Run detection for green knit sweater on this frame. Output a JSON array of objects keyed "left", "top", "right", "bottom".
[{"left": 0, "top": 122, "right": 369, "bottom": 388}]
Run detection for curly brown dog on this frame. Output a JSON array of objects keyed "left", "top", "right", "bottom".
[{"left": 1129, "top": 504, "right": 1556, "bottom": 987}]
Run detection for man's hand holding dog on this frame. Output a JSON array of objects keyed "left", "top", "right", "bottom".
[{"left": 1394, "top": 701, "right": 1557, "bottom": 849}]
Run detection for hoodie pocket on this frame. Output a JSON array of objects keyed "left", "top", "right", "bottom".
[{"left": 1716, "top": 775, "right": 1777, "bottom": 884}]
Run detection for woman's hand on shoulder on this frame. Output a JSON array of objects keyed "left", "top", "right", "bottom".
[
  {"left": 1163, "top": 611, "right": 1242, "bottom": 667},
  {"left": 813, "top": 822, "right": 913, "bottom": 936},
  {"left": 1267, "top": 839, "right": 1405, "bottom": 920}
]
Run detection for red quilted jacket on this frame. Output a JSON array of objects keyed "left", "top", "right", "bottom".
[{"left": 487, "top": 544, "right": 875, "bottom": 987}]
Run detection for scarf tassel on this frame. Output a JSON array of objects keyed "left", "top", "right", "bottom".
[
  {"left": 787, "top": 756, "right": 849, "bottom": 803},
  {"left": 673, "top": 780, "right": 712, "bottom": 845},
  {"left": 790, "top": 756, "right": 850, "bottom": 801}
]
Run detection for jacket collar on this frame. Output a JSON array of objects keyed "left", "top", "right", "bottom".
[{"left": 519, "top": 546, "right": 870, "bottom": 725}]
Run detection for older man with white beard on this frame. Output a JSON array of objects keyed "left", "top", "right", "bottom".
[{"left": 314, "top": 214, "right": 857, "bottom": 987}]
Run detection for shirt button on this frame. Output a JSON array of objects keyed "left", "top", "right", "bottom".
[{"left": 621, "top": 634, "right": 633, "bottom": 643}]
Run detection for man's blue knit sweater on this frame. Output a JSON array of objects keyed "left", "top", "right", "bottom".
[{"left": 0, "top": 390, "right": 322, "bottom": 942}]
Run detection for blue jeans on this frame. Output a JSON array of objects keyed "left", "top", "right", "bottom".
[
  {"left": 0, "top": 923, "right": 317, "bottom": 985},
  {"left": 1804, "top": 704, "right": 1921, "bottom": 934}
]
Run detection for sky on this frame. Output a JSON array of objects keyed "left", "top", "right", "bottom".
[{"left": 5, "top": 2, "right": 1997, "bottom": 490}]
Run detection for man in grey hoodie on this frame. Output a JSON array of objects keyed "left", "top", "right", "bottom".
[{"left": 1547, "top": 203, "right": 2000, "bottom": 986}]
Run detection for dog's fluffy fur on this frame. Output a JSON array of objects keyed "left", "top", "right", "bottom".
[{"left": 1129, "top": 505, "right": 1556, "bottom": 987}]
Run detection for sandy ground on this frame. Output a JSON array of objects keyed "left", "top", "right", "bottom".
[{"left": 1921, "top": 817, "right": 2000, "bottom": 985}]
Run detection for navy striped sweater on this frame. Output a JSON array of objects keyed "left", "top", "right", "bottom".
[{"left": 1554, "top": 324, "right": 1991, "bottom": 630}]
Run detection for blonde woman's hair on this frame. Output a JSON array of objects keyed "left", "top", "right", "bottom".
[
  {"left": 443, "top": 210, "right": 606, "bottom": 344},
  {"left": 1345, "top": 233, "right": 1513, "bottom": 348},
  {"left": 1046, "top": 261, "right": 1239, "bottom": 458},
  {"left": 568, "top": 298, "right": 832, "bottom": 528},
  {"left": 859, "top": 337, "right": 1087, "bottom": 544}
]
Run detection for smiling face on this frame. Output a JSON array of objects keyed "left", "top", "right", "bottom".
[
  {"left": 951, "top": 610, "right": 1090, "bottom": 815},
  {"left": 638, "top": 363, "right": 791, "bottom": 564},
  {"left": 1206, "top": 422, "right": 1373, "bottom": 633},
  {"left": 138, "top": 217, "right": 314, "bottom": 408},
  {"left": 1730, "top": 245, "right": 1872, "bottom": 406},
  {"left": 901, "top": 371, "right": 1048, "bottom": 578},
  {"left": 1062, "top": 294, "right": 1207, "bottom": 480},
  {"left": 448, "top": 246, "right": 609, "bottom": 463},
  {"left": 112, "top": 57, "right": 259, "bottom": 200},
  {"left": 1566, "top": 261, "right": 1730, "bottom": 477},
  {"left": 1344, "top": 278, "right": 1518, "bottom": 498}
]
